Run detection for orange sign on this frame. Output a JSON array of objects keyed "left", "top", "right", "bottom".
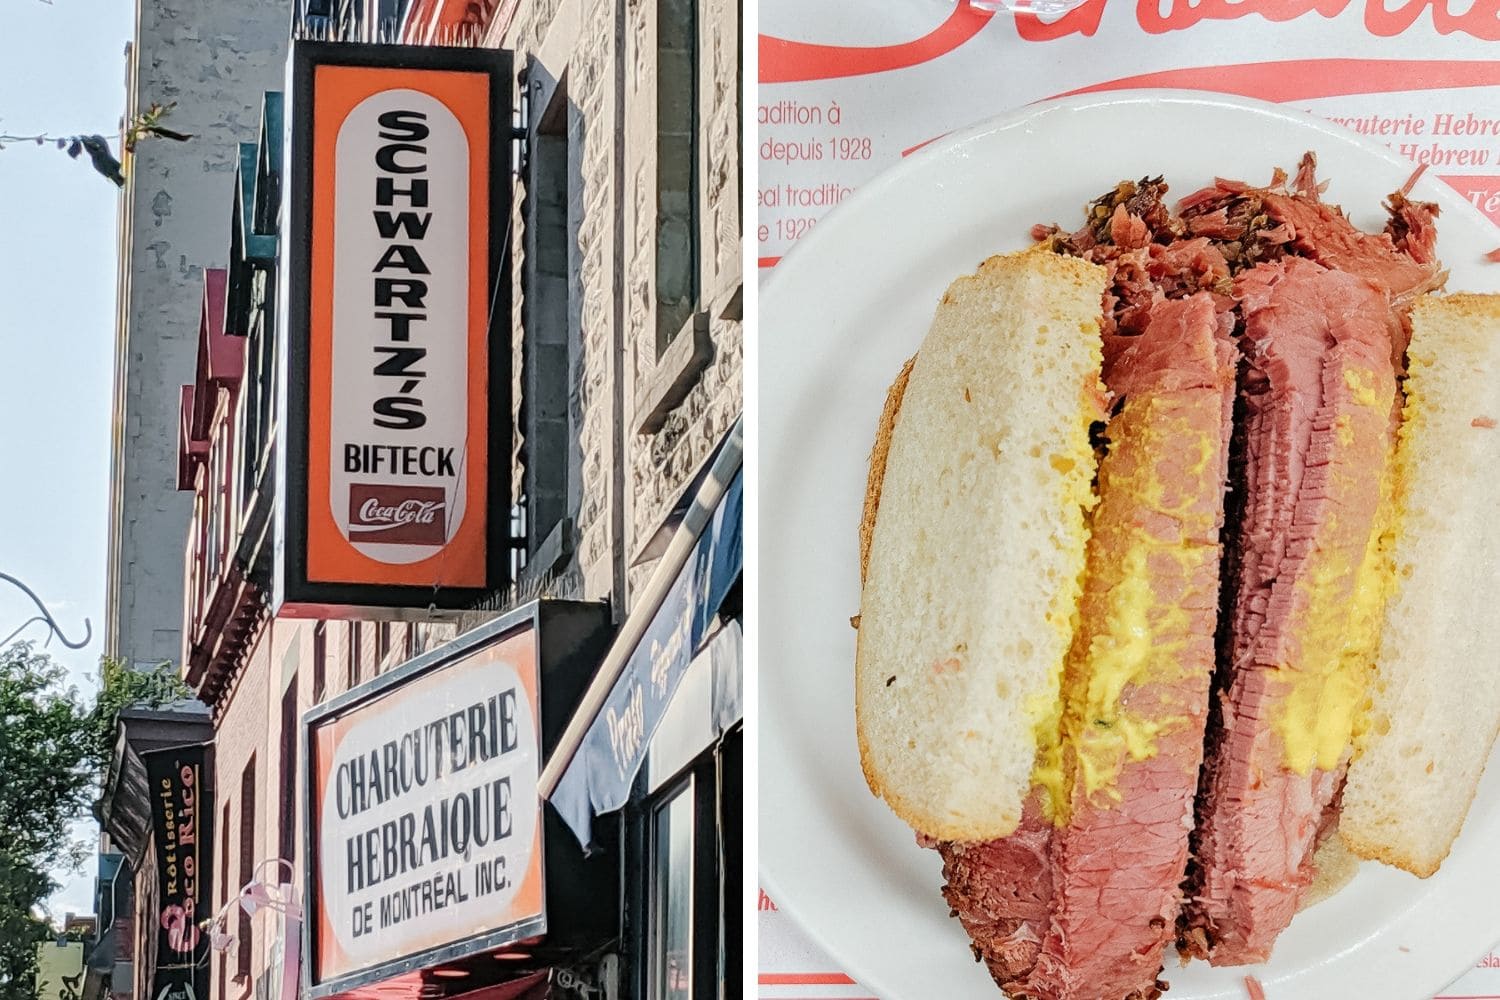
[
  {"left": 280, "top": 43, "right": 512, "bottom": 615},
  {"left": 308, "top": 625, "right": 544, "bottom": 983},
  {"left": 309, "top": 63, "right": 488, "bottom": 586}
]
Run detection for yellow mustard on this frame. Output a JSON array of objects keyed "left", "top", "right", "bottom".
[
  {"left": 1344, "top": 367, "right": 1380, "bottom": 408},
  {"left": 1272, "top": 368, "right": 1399, "bottom": 774},
  {"left": 1033, "top": 399, "right": 1212, "bottom": 823},
  {"left": 1028, "top": 377, "right": 1109, "bottom": 823}
]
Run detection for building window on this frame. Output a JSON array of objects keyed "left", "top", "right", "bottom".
[
  {"left": 633, "top": 733, "right": 734, "bottom": 1000},
  {"left": 376, "top": 621, "right": 391, "bottom": 669},
  {"left": 519, "top": 77, "right": 572, "bottom": 567},
  {"left": 651, "top": 781, "right": 693, "bottom": 1000},
  {"left": 656, "top": 0, "right": 699, "bottom": 356},
  {"left": 238, "top": 270, "right": 275, "bottom": 516},
  {"left": 347, "top": 621, "right": 362, "bottom": 689},
  {"left": 237, "top": 755, "right": 256, "bottom": 981},
  {"left": 312, "top": 621, "right": 327, "bottom": 703},
  {"left": 720, "top": 727, "right": 742, "bottom": 995},
  {"left": 219, "top": 801, "right": 231, "bottom": 1000},
  {"left": 511, "top": 501, "right": 530, "bottom": 582},
  {"left": 278, "top": 678, "right": 298, "bottom": 864}
]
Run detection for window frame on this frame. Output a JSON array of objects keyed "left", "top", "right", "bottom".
[
  {"left": 278, "top": 677, "right": 298, "bottom": 864},
  {"left": 653, "top": 0, "right": 702, "bottom": 360},
  {"left": 634, "top": 749, "right": 720, "bottom": 1000},
  {"left": 218, "top": 800, "right": 231, "bottom": 1000},
  {"left": 347, "top": 621, "right": 362, "bottom": 689},
  {"left": 634, "top": 0, "right": 713, "bottom": 438},
  {"left": 516, "top": 71, "right": 572, "bottom": 574},
  {"left": 312, "top": 621, "right": 327, "bottom": 702},
  {"left": 376, "top": 621, "right": 391, "bottom": 669},
  {"left": 649, "top": 777, "right": 694, "bottom": 1000},
  {"left": 236, "top": 754, "right": 257, "bottom": 985}
]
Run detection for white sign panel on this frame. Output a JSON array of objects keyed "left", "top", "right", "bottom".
[
  {"left": 330, "top": 90, "right": 470, "bottom": 563},
  {"left": 309, "top": 627, "right": 544, "bottom": 981}
]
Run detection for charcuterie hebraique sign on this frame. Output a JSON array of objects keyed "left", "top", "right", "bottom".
[{"left": 305, "top": 623, "right": 544, "bottom": 986}]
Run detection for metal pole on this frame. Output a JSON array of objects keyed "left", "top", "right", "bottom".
[
  {"left": 0, "top": 572, "right": 92, "bottom": 650},
  {"left": 0, "top": 615, "right": 50, "bottom": 649}
]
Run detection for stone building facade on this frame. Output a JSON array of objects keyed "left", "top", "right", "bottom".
[
  {"left": 488, "top": 0, "right": 742, "bottom": 604},
  {"left": 105, "top": 0, "right": 289, "bottom": 668},
  {"left": 482, "top": 0, "right": 745, "bottom": 992},
  {"left": 99, "top": 0, "right": 742, "bottom": 993}
]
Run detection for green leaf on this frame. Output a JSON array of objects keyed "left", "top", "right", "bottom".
[{"left": 0, "top": 642, "right": 190, "bottom": 991}]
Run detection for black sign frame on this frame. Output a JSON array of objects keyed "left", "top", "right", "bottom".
[
  {"left": 300, "top": 601, "right": 565, "bottom": 998},
  {"left": 141, "top": 743, "right": 215, "bottom": 1000},
  {"left": 277, "top": 40, "right": 515, "bottom": 618}
]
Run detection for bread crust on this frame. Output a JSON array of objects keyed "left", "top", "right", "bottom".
[
  {"left": 859, "top": 355, "right": 915, "bottom": 584},
  {"left": 1301, "top": 826, "right": 1361, "bottom": 908}
]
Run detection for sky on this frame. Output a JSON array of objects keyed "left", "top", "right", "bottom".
[{"left": 0, "top": 0, "right": 135, "bottom": 922}]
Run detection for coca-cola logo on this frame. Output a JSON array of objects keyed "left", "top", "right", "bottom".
[
  {"left": 348, "top": 484, "right": 447, "bottom": 545},
  {"left": 359, "top": 497, "right": 442, "bottom": 526}
]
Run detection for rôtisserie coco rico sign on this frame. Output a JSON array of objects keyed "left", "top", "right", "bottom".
[
  {"left": 143, "top": 745, "right": 213, "bottom": 1000},
  {"left": 305, "top": 624, "right": 544, "bottom": 986},
  {"left": 280, "top": 43, "right": 513, "bottom": 616}
]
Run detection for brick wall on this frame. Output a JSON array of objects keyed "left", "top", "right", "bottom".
[
  {"left": 208, "top": 618, "right": 274, "bottom": 990},
  {"left": 206, "top": 614, "right": 457, "bottom": 983}
]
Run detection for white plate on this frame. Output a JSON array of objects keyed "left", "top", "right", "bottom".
[{"left": 759, "top": 90, "right": 1500, "bottom": 1000}]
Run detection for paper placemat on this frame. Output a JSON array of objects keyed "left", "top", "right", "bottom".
[
  {"left": 758, "top": 886, "right": 1500, "bottom": 999},
  {"left": 758, "top": 1, "right": 1500, "bottom": 270},
  {"left": 756, "top": 4, "right": 1500, "bottom": 996}
]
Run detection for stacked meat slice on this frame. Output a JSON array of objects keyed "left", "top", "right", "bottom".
[
  {"left": 939, "top": 156, "right": 1442, "bottom": 999},
  {"left": 1183, "top": 258, "right": 1397, "bottom": 964},
  {"left": 1177, "top": 157, "right": 1436, "bottom": 965},
  {"left": 940, "top": 286, "right": 1237, "bottom": 1000},
  {"left": 1031, "top": 295, "right": 1239, "bottom": 999}
]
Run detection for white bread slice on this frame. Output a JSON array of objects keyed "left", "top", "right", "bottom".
[
  {"left": 1302, "top": 826, "right": 1360, "bottom": 909},
  {"left": 855, "top": 249, "right": 1107, "bottom": 842},
  {"left": 1341, "top": 293, "right": 1500, "bottom": 877}
]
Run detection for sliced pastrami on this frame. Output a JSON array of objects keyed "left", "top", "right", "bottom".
[
  {"left": 941, "top": 294, "right": 1236, "bottom": 1000},
  {"left": 1183, "top": 257, "right": 1397, "bottom": 966},
  {"left": 1025, "top": 294, "right": 1235, "bottom": 1000},
  {"left": 1175, "top": 153, "right": 1443, "bottom": 313},
  {"left": 1095, "top": 238, "right": 1234, "bottom": 339},
  {"left": 1261, "top": 191, "right": 1442, "bottom": 307},
  {"left": 937, "top": 802, "right": 1056, "bottom": 990}
]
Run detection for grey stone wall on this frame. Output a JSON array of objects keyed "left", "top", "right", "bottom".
[
  {"left": 105, "top": 0, "right": 289, "bottom": 667},
  {"left": 504, "top": 0, "right": 742, "bottom": 617},
  {"left": 623, "top": 0, "right": 742, "bottom": 559},
  {"left": 503, "top": 0, "right": 617, "bottom": 606},
  {"left": 570, "top": 0, "right": 621, "bottom": 601}
]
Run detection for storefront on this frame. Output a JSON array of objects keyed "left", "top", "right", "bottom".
[
  {"left": 147, "top": 2, "right": 742, "bottom": 995},
  {"left": 94, "top": 709, "right": 217, "bottom": 1000},
  {"left": 298, "top": 416, "right": 742, "bottom": 1000},
  {"left": 300, "top": 601, "right": 615, "bottom": 999},
  {"left": 546, "top": 421, "right": 743, "bottom": 1000}
]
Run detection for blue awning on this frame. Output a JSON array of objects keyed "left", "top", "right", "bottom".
[{"left": 548, "top": 469, "right": 742, "bottom": 850}]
